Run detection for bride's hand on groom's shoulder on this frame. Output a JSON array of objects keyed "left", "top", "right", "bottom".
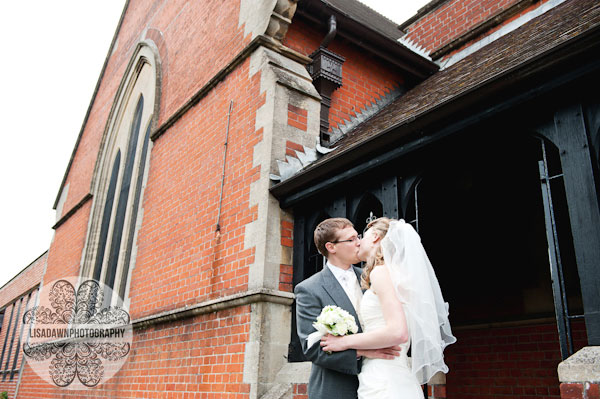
[{"left": 357, "top": 346, "right": 401, "bottom": 360}]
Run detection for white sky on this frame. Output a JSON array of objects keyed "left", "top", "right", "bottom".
[{"left": 0, "top": 1, "right": 428, "bottom": 288}]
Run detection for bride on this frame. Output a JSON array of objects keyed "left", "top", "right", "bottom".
[{"left": 320, "top": 218, "right": 456, "bottom": 398}]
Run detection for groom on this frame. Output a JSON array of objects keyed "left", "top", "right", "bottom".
[{"left": 294, "top": 217, "right": 400, "bottom": 399}]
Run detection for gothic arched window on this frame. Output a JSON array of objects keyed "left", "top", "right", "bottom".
[
  {"left": 352, "top": 192, "right": 383, "bottom": 235},
  {"left": 81, "top": 42, "right": 160, "bottom": 305}
]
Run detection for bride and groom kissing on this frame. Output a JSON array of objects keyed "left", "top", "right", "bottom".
[{"left": 294, "top": 217, "right": 456, "bottom": 399}]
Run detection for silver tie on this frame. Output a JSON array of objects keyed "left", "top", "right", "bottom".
[{"left": 347, "top": 273, "right": 363, "bottom": 328}]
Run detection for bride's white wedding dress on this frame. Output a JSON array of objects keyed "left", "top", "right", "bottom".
[{"left": 357, "top": 289, "right": 424, "bottom": 399}]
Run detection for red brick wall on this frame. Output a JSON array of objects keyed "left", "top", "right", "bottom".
[
  {"left": 15, "top": 307, "right": 251, "bottom": 399},
  {"left": 292, "top": 383, "right": 308, "bottom": 399},
  {"left": 445, "top": 320, "right": 588, "bottom": 399},
  {"left": 403, "top": 0, "right": 518, "bottom": 52},
  {"left": 283, "top": 18, "right": 404, "bottom": 135},
  {"left": 288, "top": 104, "right": 308, "bottom": 132},
  {"left": 43, "top": 200, "right": 93, "bottom": 285},
  {"left": 17, "top": 61, "right": 263, "bottom": 398},
  {"left": 127, "top": 57, "right": 263, "bottom": 320},
  {"left": 280, "top": 219, "right": 294, "bottom": 293},
  {"left": 429, "top": 384, "right": 447, "bottom": 399},
  {"left": 402, "top": 0, "right": 553, "bottom": 59},
  {"left": 285, "top": 140, "right": 306, "bottom": 158},
  {"left": 58, "top": 0, "right": 253, "bottom": 219},
  {"left": 0, "top": 291, "right": 39, "bottom": 398},
  {"left": 0, "top": 252, "right": 45, "bottom": 309},
  {"left": 560, "top": 382, "right": 600, "bottom": 399},
  {"left": 0, "top": 253, "right": 45, "bottom": 398},
  {"left": 43, "top": 0, "right": 267, "bottom": 314},
  {"left": 15, "top": 0, "right": 270, "bottom": 396}
]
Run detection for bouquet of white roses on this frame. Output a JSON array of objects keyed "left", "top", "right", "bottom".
[{"left": 306, "top": 305, "right": 358, "bottom": 348}]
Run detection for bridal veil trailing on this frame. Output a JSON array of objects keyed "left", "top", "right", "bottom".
[{"left": 380, "top": 219, "right": 456, "bottom": 384}]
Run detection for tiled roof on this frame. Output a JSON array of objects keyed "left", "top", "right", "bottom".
[{"left": 308, "top": 0, "right": 600, "bottom": 169}]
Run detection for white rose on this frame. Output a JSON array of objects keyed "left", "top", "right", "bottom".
[{"left": 332, "top": 322, "right": 346, "bottom": 336}]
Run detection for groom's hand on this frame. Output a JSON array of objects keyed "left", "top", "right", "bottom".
[{"left": 357, "top": 345, "right": 401, "bottom": 360}]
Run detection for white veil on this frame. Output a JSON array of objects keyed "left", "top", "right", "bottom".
[{"left": 380, "top": 219, "right": 456, "bottom": 384}]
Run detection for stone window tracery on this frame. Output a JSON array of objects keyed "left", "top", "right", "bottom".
[{"left": 81, "top": 43, "right": 160, "bottom": 305}]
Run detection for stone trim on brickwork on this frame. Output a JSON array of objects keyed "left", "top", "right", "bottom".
[
  {"left": 429, "top": 0, "right": 540, "bottom": 60},
  {"left": 266, "top": 0, "right": 298, "bottom": 42},
  {"left": 52, "top": 193, "right": 92, "bottom": 230},
  {"left": 240, "top": 0, "right": 298, "bottom": 43},
  {"left": 53, "top": 39, "right": 164, "bottom": 233},
  {"left": 79, "top": 41, "right": 161, "bottom": 304},
  {"left": 558, "top": 346, "right": 600, "bottom": 399},
  {"left": 259, "top": 362, "right": 311, "bottom": 399},
  {"left": 242, "top": 45, "right": 321, "bottom": 399},
  {"left": 439, "top": 0, "right": 568, "bottom": 69},
  {"left": 558, "top": 346, "right": 600, "bottom": 383},
  {"left": 151, "top": 35, "right": 311, "bottom": 142},
  {"left": 132, "top": 288, "right": 294, "bottom": 330},
  {"left": 246, "top": 46, "right": 320, "bottom": 294},
  {"left": 54, "top": 183, "right": 69, "bottom": 223}
]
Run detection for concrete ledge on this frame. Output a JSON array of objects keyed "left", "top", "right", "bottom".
[
  {"left": 132, "top": 288, "right": 294, "bottom": 330},
  {"left": 260, "top": 383, "right": 292, "bottom": 399},
  {"left": 558, "top": 346, "right": 600, "bottom": 382},
  {"left": 275, "top": 362, "right": 311, "bottom": 384}
]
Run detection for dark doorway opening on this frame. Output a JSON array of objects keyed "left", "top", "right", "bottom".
[
  {"left": 407, "top": 135, "right": 583, "bottom": 329},
  {"left": 401, "top": 132, "right": 586, "bottom": 398}
]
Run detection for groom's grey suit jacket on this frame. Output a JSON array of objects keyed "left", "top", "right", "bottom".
[{"left": 295, "top": 264, "right": 364, "bottom": 399}]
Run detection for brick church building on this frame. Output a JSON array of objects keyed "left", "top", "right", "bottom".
[{"left": 1, "top": 0, "right": 599, "bottom": 398}]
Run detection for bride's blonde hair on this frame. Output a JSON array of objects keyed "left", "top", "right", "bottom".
[{"left": 360, "top": 217, "right": 391, "bottom": 289}]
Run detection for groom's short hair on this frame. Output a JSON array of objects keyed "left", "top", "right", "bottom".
[{"left": 314, "top": 217, "right": 354, "bottom": 258}]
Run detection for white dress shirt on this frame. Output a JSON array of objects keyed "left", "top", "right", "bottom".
[{"left": 327, "top": 261, "right": 363, "bottom": 326}]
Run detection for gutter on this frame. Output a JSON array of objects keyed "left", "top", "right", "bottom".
[{"left": 295, "top": 1, "right": 438, "bottom": 80}]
